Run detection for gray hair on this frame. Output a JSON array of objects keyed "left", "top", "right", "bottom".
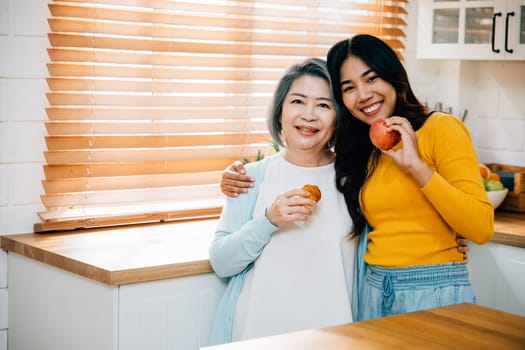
[{"left": 268, "top": 57, "right": 340, "bottom": 148}]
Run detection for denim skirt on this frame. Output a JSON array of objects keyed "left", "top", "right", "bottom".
[{"left": 359, "top": 261, "right": 477, "bottom": 320}]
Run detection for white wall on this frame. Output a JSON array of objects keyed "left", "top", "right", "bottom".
[
  {"left": 1, "top": 0, "right": 50, "bottom": 348},
  {"left": 0, "top": 1, "right": 524, "bottom": 349},
  {"left": 0, "top": 0, "right": 48, "bottom": 234}
]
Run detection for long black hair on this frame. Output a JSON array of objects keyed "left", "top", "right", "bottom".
[{"left": 326, "top": 34, "right": 428, "bottom": 236}]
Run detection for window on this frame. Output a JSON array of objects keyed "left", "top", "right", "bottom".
[{"left": 39, "top": 0, "right": 407, "bottom": 232}]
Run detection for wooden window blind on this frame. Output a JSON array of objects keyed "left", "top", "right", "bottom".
[{"left": 39, "top": 0, "right": 407, "bottom": 232}]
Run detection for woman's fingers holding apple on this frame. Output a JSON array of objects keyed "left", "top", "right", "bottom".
[
  {"left": 383, "top": 117, "right": 434, "bottom": 186},
  {"left": 382, "top": 118, "right": 421, "bottom": 165},
  {"left": 386, "top": 116, "right": 415, "bottom": 136},
  {"left": 384, "top": 116, "right": 418, "bottom": 150}
]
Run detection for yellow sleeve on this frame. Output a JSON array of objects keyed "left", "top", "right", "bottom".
[{"left": 419, "top": 114, "right": 494, "bottom": 244}]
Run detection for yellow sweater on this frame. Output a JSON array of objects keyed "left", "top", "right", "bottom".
[{"left": 362, "top": 113, "right": 494, "bottom": 266}]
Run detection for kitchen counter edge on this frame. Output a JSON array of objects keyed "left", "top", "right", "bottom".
[{"left": 1, "top": 213, "right": 523, "bottom": 286}]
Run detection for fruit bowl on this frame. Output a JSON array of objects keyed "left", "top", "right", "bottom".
[{"left": 487, "top": 188, "right": 509, "bottom": 209}]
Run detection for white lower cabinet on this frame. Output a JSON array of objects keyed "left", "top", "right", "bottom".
[
  {"left": 8, "top": 254, "right": 118, "bottom": 350},
  {"left": 7, "top": 253, "right": 227, "bottom": 350},
  {"left": 119, "top": 274, "right": 226, "bottom": 350},
  {"left": 469, "top": 241, "right": 525, "bottom": 316}
]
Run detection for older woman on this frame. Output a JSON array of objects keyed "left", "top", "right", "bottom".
[{"left": 208, "top": 58, "right": 356, "bottom": 345}]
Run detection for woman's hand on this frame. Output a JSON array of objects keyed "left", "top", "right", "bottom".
[
  {"left": 265, "top": 188, "right": 317, "bottom": 227},
  {"left": 456, "top": 233, "right": 469, "bottom": 259},
  {"left": 383, "top": 116, "right": 433, "bottom": 187},
  {"left": 221, "top": 161, "right": 255, "bottom": 197}
]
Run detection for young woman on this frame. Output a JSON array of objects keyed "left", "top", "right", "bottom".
[
  {"left": 208, "top": 58, "right": 356, "bottom": 345},
  {"left": 325, "top": 34, "right": 493, "bottom": 320}
]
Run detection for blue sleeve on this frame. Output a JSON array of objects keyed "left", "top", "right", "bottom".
[
  {"left": 352, "top": 223, "right": 370, "bottom": 321},
  {"left": 209, "top": 158, "right": 278, "bottom": 278}
]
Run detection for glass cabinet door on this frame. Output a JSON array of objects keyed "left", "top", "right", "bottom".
[
  {"left": 465, "top": 7, "right": 494, "bottom": 44},
  {"left": 433, "top": 8, "right": 460, "bottom": 43}
]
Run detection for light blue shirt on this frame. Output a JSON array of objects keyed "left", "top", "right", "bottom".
[
  {"left": 207, "top": 156, "right": 369, "bottom": 345},
  {"left": 208, "top": 157, "right": 276, "bottom": 345}
]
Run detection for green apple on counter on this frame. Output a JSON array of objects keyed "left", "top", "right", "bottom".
[{"left": 480, "top": 164, "right": 505, "bottom": 191}]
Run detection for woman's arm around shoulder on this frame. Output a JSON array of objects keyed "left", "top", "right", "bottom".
[{"left": 221, "top": 160, "right": 255, "bottom": 197}]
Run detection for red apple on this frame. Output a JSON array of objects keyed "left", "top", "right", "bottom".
[{"left": 369, "top": 118, "right": 401, "bottom": 151}]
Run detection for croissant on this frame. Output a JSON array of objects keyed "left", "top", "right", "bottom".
[{"left": 302, "top": 184, "right": 321, "bottom": 206}]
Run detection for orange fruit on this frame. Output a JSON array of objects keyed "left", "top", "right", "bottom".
[
  {"left": 479, "top": 164, "right": 491, "bottom": 179},
  {"left": 490, "top": 173, "right": 500, "bottom": 181}
]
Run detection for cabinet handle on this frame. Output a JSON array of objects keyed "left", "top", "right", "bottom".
[
  {"left": 492, "top": 12, "right": 502, "bottom": 53},
  {"left": 505, "top": 11, "right": 515, "bottom": 53}
]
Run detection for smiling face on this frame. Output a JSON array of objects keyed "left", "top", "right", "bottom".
[
  {"left": 280, "top": 74, "right": 336, "bottom": 160},
  {"left": 339, "top": 55, "right": 396, "bottom": 126}
]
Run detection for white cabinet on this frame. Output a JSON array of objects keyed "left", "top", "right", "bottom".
[
  {"left": 469, "top": 241, "right": 525, "bottom": 317},
  {"left": 7, "top": 253, "right": 227, "bottom": 350},
  {"left": 8, "top": 254, "right": 118, "bottom": 350},
  {"left": 119, "top": 274, "right": 226, "bottom": 350},
  {"left": 417, "top": 0, "right": 525, "bottom": 60}
]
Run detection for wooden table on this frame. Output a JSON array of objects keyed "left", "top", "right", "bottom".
[{"left": 202, "top": 303, "right": 525, "bottom": 350}]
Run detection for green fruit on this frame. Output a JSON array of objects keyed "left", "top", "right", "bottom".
[{"left": 484, "top": 179, "right": 504, "bottom": 191}]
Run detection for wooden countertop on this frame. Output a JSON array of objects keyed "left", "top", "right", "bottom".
[
  {"left": 492, "top": 211, "right": 525, "bottom": 248},
  {"left": 1, "top": 212, "right": 524, "bottom": 286},
  {"left": 0, "top": 218, "right": 218, "bottom": 285},
  {"left": 202, "top": 303, "right": 525, "bottom": 350}
]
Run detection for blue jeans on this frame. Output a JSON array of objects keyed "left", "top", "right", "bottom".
[{"left": 359, "top": 262, "right": 477, "bottom": 320}]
